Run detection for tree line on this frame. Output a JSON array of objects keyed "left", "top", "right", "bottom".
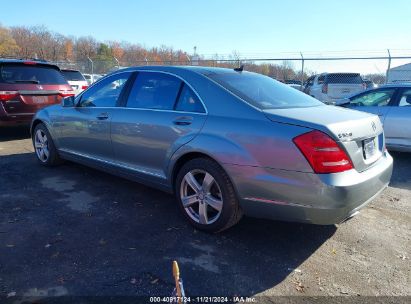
[{"left": 0, "top": 24, "right": 384, "bottom": 82}]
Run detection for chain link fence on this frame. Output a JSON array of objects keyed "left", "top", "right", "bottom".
[{"left": 51, "top": 50, "right": 411, "bottom": 88}]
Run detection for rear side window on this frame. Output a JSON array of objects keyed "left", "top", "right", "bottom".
[
  {"left": 326, "top": 73, "right": 363, "bottom": 84},
  {"left": 398, "top": 89, "right": 411, "bottom": 106},
  {"left": 350, "top": 89, "right": 395, "bottom": 107},
  {"left": 127, "top": 72, "right": 182, "bottom": 110},
  {"left": 62, "top": 70, "right": 86, "bottom": 81},
  {"left": 208, "top": 71, "right": 323, "bottom": 109},
  {"left": 317, "top": 75, "right": 325, "bottom": 84},
  {"left": 175, "top": 84, "right": 205, "bottom": 113},
  {"left": 0, "top": 64, "right": 68, "bottom": 85}
]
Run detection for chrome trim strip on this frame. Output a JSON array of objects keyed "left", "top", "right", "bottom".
[
  {"left": 243, "top": 197, "right": 314, "bottom": 208},
  {"left": 77, "top": 69, "right": 209, "bottom": 115},
  {"left": 59, "top": 148, "right": 166, "bottom": 179},
  {"left": 19, "top": 90, "right": 60, "bottom": 95},
  {"left": 126, "top": 69, "right": 209, "bottom": 114},
  {"left": 7, "top": 112, "right": 35, "bottom": 116}
]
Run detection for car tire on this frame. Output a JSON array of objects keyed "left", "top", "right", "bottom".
[
  {"left": 175, "top": 157, "right": 243, "bottom": 233},
  {"left": 32, "top": 123, "right": 62, "bottom": 166}
]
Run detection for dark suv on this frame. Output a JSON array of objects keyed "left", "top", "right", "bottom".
[{"left": 0, "top": 59, "right": 74, "bottom": 126}]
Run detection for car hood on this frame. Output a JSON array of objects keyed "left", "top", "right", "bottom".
[{"left": 263, "top": 105, "right": 383, "bottom": 142}]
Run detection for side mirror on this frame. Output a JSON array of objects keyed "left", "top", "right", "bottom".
[{"left": 62, "top": 96, "right": 75, "bottom": 107}]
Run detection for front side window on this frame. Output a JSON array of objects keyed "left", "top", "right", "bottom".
[
  {"left": 350, "top": 89, "right": 395, "bottom": 107},
  {"left": 208, "top": 71, "right": 323, "bottom": 109},
  {"left": 398, "top": 89, "right": 411, "bottom": 106},
  {"left": 127, "top": 72, "right": 181, "bottom": 110},
  {"left": 79, "top": 72, "right": 131, "bottom": 107},
  {"left": 175, "top": 84, "right": 205, "bottom": 113}
]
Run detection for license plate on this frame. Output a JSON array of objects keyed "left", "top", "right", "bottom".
[
  {"left": 363, "top": 137, "right": 377, "bottom": 159},
  {"left": 71, "top": 85, "right": 78, "bottom": 90},
  {"left": 32, "top": 96, "right": 48, "bottom": 104}
]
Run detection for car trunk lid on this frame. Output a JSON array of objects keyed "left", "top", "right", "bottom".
[
  {"left": 1, "top": 84, "right": 72, "bottom": 115},
  {"left": 326, "top": 83, "right": 365, "bottom": 99},
  {"left": 264, "top": 105, "right": 384, "bottom": 172},
  {"left": 324, "top": 73, "right": 365, "bottom": 99}
]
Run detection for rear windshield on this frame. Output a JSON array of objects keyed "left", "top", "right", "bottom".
[
  {"left": 0, "top": 64, "right": 68, "bottom": 85},
  {"left": 326, "top": 73, "right": 363, "bottom": 84},
  {"left": 207, "top": 71, "right": 323, "bottom": 109},
  {"left": 62, "top": 70, "right": 86, "bottom": 81}
]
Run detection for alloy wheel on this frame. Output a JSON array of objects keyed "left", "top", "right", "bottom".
[
  {"left": 180, "top": 169, "right": 223, "bottom": 225},
  {"left": 34, "top": 129, "right": 49, "bottom": 162}
]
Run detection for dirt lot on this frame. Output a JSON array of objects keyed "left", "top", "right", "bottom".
[{"left": 0, "top": 126, "right": 410, "bottom": 301}]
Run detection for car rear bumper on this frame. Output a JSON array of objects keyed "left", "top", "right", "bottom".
[
  {"left": 0, "top": 110, "right": 34, "bottom": 127},
  {"left": 224, "top": 151, "right": 393, "bottom": 225},
  {"left": 0, "top": 105, "right": 33, "bottom": 126}
]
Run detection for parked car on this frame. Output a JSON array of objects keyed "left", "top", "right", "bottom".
[
  {"left": 83, "top": 73, "right": 104, "bottom": 85},
  {"left": 336, "top": 84, "right": 411, "bottom": 152},
  {"left": 285, "top": 79, "right": 303, "bottom": 91},
  {"left": 31, "top": 66, "right": 393, "bottom": 232},
  {"left": 363, "top": 79, "right": 378, "bottom": 89},
  {"left": 0, "top": 59, "right": 74, "bottom": 126},
  {"left": 304, "top": 73, "right": 366, "bottom": 105},
  {"left": 61, "top": 69, "right": 88, "bottom": 95},
  {"left": 83, "top": 73, "right": 93, "bottom": 85}
]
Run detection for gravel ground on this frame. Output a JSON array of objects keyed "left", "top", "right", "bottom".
[{"left": 0, "top": 126, "right": 410, "bottom": 302}]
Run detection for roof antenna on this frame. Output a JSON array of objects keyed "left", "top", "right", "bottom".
[{"left": 234, "top": 64, "right": 244, "bottom": 72}]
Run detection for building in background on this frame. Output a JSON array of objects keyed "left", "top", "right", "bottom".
[{"left": 387, "top": 63, "right": 411, "bottom": 83}]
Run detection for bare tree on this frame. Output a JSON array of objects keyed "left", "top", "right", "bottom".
[{"left": 0, "top": 25, "right": 19, "bottom": 56}]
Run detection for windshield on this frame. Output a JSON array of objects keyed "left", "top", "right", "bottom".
[
  {"left": 207, "top": 71, "right": 323, "bottom": 109},
  {"left": 62, "top": 70, "right": 86, "bottom": 81},
  {"left": 0, "top": 64, "right": 68, "bottom": 85}
]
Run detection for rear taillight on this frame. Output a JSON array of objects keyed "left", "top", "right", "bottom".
[
  {"left": 0, "top": 91, "right": 19, "bottom": 102},
  {"left": 59, "top": 90, "right": 75, "bottom": 97},
  {"left": 322, "top": 84, "right": 328, "bottom": 94},
  {"left": 293, "top": 130, "right": 353, "bottom": 174},
  {"left": 81, "top": 85, "right": 88, "bottom": 90}
]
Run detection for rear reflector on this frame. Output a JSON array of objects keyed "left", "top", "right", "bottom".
[
  {"left": 0, "top": 91, "right": 19, "bottom": 102},
  {"left": 293, "top": 130, "right": 353, "bottom": 174},
  {"left": 59, "top": 90, "right": 75, "bottom": 97}
]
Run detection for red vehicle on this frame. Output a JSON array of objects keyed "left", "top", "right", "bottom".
[{"left": 0, "top": 59, "right": 74, "bottom": 126}]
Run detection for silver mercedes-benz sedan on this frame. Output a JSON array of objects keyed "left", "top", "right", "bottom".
[
  {"left": 31, "top": 66, "right": 393, "bottom": 232},
  {"left": 337, "top": 84, "right": 411, "bottom": 152}
]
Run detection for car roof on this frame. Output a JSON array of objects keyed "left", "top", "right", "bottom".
[
  {"left": 0, "top": 58, "right": 60, "bottom": 69},
  {"left": 378, "top": 83, "right": 411, "bottom": 88},
  {"left": 61, "top": 69, "right": 82, "bottom": 72},
  {"left": 117, "top": 65, "right": 246, "bottom": 77}
]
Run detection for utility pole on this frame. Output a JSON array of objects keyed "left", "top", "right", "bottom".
[
  {"left": 386, "top": 49, "right": 391, "bottom": 84},
  {"left": 300, "top": 52, "right": 305, "bottom": 89}
]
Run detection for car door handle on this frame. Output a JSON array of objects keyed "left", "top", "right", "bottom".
[
  {"left": 173, "top": 116, "right": 193, "bottom": 126},
  {"left": 96, "top": 113, "right": 109, "bottom": 120}
]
